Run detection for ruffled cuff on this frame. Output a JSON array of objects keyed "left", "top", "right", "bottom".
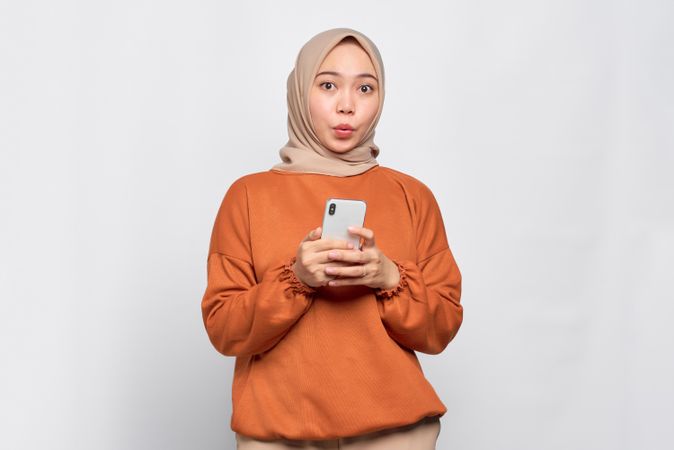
[
  {"left": 374, "top": 259, "right": 409, "bottom": 299},
  {"left": 279, "top": 256, "right": 318, "bottom": 296}
]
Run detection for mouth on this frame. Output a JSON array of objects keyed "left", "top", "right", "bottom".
[{"left": 333, "top": 124, "right": 355, "bottom": 138}]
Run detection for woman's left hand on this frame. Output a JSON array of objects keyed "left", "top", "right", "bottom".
[{"left": 324, "top": 226, "right": 400, "bottom": 290}]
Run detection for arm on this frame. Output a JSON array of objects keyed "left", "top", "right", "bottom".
[
  {"left": 375, "top": 183, "right": 463, "bottom": 355},
  {"left": 201, "top": 178, "right": 316, "bottom": 357}
]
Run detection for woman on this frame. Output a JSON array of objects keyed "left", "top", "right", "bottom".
[{"left": 201, "top": 28, "right": 463, "bottom": 449}]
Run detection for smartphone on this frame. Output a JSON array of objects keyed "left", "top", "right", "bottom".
[{"left": 321, "top": 198, "right": 367, "bottom": 250}]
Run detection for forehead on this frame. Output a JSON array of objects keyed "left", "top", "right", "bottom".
[{"left": 318, "top": 40, "right": 376, "bottom": 72}]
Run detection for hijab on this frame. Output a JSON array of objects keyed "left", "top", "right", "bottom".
[{"left": 271, "top": 28, "right": 385, "bottom": 177}]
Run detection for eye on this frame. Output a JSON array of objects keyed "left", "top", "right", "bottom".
[
  {"left": 360, "top": 84, "right": 374, "bottom": 93},
  {"left": 320, "top": 81, "right": 335, "bottom": 90}
]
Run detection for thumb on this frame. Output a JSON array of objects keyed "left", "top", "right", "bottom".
[{"left": 303, "top": 226, "right": 322, "bottom": 242}]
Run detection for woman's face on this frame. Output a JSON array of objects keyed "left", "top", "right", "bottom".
[{"left": 309, "top": 40, "right": 380, "bottom": 154}]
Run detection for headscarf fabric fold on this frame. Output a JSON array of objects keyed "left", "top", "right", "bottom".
[{"left": 271, "top": 28, "right": 385, "bottom": 177}]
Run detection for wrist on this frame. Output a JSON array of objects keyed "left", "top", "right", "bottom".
[
  {"left": 283, "top": 256, "right": 317, "bottom": 295},
  {"left": 374, "top": 259, "right": 408, "bottom": 298},
  {"left": 379, "top": 258, "right": 401, "bottom": 290}
]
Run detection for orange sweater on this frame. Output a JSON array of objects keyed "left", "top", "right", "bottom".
[{"left": 201, "top": 164, "right": 463, "bottom": 440}]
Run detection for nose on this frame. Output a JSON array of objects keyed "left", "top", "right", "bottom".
[{"left": 337, "top": 91, "right": 354, "bottom": 114}]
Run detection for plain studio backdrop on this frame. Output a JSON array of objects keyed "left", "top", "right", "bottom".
[{"left": 1, "top": 1, "right": 672, "bottom": 449}]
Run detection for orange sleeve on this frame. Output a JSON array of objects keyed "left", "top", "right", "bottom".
[
  {"left": 201, "top": 178, "right": 316, "bottom": 357},
  {"left": 375, "top": 183, "right": 463, "bottom": 355}
]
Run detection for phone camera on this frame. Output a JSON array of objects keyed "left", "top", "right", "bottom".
[{"left": 328, "top": 203, "right": 336, "bottom": 216}]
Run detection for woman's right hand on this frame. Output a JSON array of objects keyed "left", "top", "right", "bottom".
[{"left": 293, "top": 226, "right": 355, "bottom": 288}]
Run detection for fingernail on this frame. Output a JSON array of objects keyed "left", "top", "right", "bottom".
[
  {"left": 328, "top": 251, "right": 338, "bottom": 258},
  {"left": 347, "top": 242, "right": 354, "bottom": 249}
]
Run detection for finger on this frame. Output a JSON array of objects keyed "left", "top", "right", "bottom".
[
  {"left": 310, "top": 238, "right": 355, "bottom": 252},
  {"left": 322, "top": 248, "right": 368, "bottom": 264},
  {"left": 322, "top": 260, "right": 354, "bottom": 277},
  {"left": 326, "top": 264, "right": 369, "bottom": 279},
  {"left": 348, "top": 226, "right": 375, "bottom": 248},
  {"left": 327, "top": 267, "right": 369, "bottom": 286}
]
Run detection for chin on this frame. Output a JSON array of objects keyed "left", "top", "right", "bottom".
[
  {"left": 328, "top": 144, "right": 356, "bottom": 153},
  {"left": 327, "top": 138, "right": 359, "bottom": 153}
]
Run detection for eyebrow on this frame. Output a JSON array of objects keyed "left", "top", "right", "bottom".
[{"left": 315, "top": 70, "right": 378, "bottom": 81}]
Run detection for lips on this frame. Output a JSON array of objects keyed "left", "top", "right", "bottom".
[
  {"left": 331, "top": 122, "right": 356, "bottom": 139},
  {"left": 333, "top": 125, "right": 355, "bottom": 138}
]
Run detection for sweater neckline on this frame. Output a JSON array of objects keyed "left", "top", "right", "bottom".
[{"left": 268, "top": 164, "right": 381, "bottom": 178}]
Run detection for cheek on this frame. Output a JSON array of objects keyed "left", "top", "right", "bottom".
[
  {"left": 309, "top": 94, "right": 331, "bottom": 129},
  {"left": 363, "top": 98, "right": 379, "bottom": 125}
]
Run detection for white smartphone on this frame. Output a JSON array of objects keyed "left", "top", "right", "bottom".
[{"left": 321, "top": 198, "right": 367, "bottom": 250}]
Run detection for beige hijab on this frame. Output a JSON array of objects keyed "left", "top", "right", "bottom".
[{"left": 271, "top": 28, "right": 385, "bottom": 177}]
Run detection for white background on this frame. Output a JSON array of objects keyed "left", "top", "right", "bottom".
[{"left": 1, "top": 1, "right": 672, "bottom": 449}]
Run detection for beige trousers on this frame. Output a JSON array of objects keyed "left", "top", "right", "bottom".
[{"left": 235, "top": 416, "right": 441, "bottom": 450}]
